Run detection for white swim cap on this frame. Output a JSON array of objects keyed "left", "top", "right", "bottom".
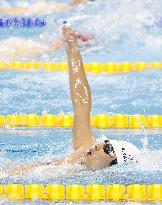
[{"left": 110, "top": 140, "right": 140, "bottom": 164}]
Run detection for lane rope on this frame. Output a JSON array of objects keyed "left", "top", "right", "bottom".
[
  {"left": 0, "top": 114, "right": 161, "bottom": 128},
  {"left": 0, "top": 18, "right": 46, "bottom": 28},
  {"left": 0, "top": 184, "right": 161, "bottom": 202},
  {"left": 0, "top": 62, "right": 162, "bottom": 74}
]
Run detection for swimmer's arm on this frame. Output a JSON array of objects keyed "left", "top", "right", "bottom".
[
  {"left": 9, "top": 144, "right": 89, "bottom": 177},
  {"left": 4, "top": 38, "right": 64, "bottom": 61},
  {"left": 46, "top": 0, "right": 86, "bottom": 11},
  {"left": 0, "top": 0, "right": 85, "bottom": 16},
  {"left": 65, "top": 146, "right": 88, "bottom": 164},
  {"left": 63, "top": 26, "right": 95, "bottom": 150},
  {"left": 49, "top": 146, "right": 87, "bottom": 165},
  {"left": 70, "top": 0, "right": 86, "bottom": 7},
  {"left": 10, "top": 147, "right": 86, "bottom": 176},
  {"left": 25, "top": 39, "right": 64, "bottom": 59},
  {"left": 0, "top": 7, "right": 26, "bottom": 16},
  {"left": 9, "top": 159, "right": 64, "bottom": 176}
]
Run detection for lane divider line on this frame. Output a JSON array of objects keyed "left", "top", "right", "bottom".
[
  {"left": 0, "top": 114, "right": 161, "bottom": 128},
  {"left": 0, "top": 62, "right": 161, "bottom": 74},
  {"left": 0, "top": 18, "right": 46, "bottom": 28},
  {"left": 0, "top": 184, "right": 161, "bottom": 202}
]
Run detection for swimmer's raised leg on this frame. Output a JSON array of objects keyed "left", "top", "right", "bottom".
[{"left": 63, "top": 26, "right": 95, "bottom": 151}]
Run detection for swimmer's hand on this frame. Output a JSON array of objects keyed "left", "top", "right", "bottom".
[
  {"left": 62, "top": 25, "right": 93, "bottom": 48},
  {"left": 62, "top": 25, "right": 77, "bottom": 49}
]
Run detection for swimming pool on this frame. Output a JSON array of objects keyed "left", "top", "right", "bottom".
[
  {"left": 0, "top": 0, "right": 162, "bottom": 204},
  {"left": 0, "top": 70, "right": 161, "bottom": 204}
]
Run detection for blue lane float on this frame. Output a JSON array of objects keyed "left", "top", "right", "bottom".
[{"left": 0, "top": 18, "right": 46, "bottom": 28}]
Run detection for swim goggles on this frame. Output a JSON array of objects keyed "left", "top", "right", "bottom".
[{"left": 103, "top": 140, "right": 118, "bottom": 166}]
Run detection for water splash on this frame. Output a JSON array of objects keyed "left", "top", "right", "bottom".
[{"left": 135, "top": 115, "right": 149, "bottom": 151}]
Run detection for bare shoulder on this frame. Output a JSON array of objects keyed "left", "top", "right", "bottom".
[{"left": 65, "top": 145, "right": 90, "bottom": 164}]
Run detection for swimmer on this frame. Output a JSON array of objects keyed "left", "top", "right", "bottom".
[
  {"left": 0, "top": 0, "right": 91, "bottom": 16},
  {"left": 10, "top": 25, "right": 140, "bottom": 176},
  {"left": 0, "top": 37, "right": 64, "bottom": 61},
  {"left": 0, "top": 32, "right": 93, "bottom": 61}
]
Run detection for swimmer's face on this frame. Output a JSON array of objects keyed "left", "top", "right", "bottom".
[{"left": 82, "top": 143, "right": 117, "bottom": 170}]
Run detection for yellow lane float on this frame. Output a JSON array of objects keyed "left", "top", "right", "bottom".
[
  {"left": 0, "top": 62, "right": 161, "bottom": 74},
  {"left": 0, "top": 184, "right": 161, "bottom": 202},
  {"left": 0, "top": 114, "right": 161, "bottom": 129}
]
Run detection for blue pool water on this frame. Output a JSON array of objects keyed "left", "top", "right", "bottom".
[
  {"left": 0, "top": 0, "right": 162, "bottom": 204},
  {"left": 0, "top": 70, "right": 161, "bottom": 205}
]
